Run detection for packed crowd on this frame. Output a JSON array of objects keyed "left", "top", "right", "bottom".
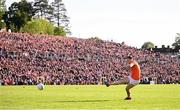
[{"left": 0, "top": 32, "right": 179, "bottom": 85}]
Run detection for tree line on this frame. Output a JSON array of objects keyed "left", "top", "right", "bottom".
[
  {"left": 0, "top": 0, "right": 179, "bottom": 49},
  {"left": 0, "top": 0, "right": 70, "bottom": 36},
  {"left": 142, "top": 33, "right": 180, "bottom": 50}
]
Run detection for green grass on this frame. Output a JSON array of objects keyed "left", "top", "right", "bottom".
[{"left": 0, "top": 85, "right": 180, "bottom": 110}]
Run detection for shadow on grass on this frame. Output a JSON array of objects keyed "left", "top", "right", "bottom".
[
  {"left": 40, "top": 100, "right": 111, "bottom": 103},
  {"left": 57, "top": 100, "right": 111, "bottom": 103}
]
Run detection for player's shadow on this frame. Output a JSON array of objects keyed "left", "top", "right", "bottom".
[{"left": 55, "top": 100, "right": 111, "bottom": 103}]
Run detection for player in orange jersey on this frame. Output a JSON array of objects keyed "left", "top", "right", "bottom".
[{"left": 104, "top": 56, "right": 141, "bottom": 100}]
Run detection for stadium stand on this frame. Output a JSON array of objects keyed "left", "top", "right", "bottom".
[{"left": 0, "top": 32, "right": 179, "bottom": 85}]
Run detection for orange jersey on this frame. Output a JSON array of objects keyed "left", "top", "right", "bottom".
[{"left": 128, "top": 60, "right": 141, "bottom": 80}]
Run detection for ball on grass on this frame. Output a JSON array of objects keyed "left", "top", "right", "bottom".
[{"left": 37, "top": 83, "right": 44, "bottom": 90}]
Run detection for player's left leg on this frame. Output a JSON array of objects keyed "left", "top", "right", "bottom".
[
  {"left": 124, "top": 84, "right": 135, "bottom": 100},
  {"left": 124, "top": 76, "right": 140, "bottom": 100}
]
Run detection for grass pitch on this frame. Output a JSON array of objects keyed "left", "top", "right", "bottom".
[{"left": 0, "top": 85, "right": 180, "bottom": 110}]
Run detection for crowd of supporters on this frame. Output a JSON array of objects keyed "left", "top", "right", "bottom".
[{"left": 0, "top": 32, "right": 179, "bottom": 85}]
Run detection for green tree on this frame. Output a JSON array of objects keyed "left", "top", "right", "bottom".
[
  {"left": 21, "top": 18, "right": 54, "bottom": 35},
  {"left": 54, "top": 26, "right": 66, "bottom": 36},
  {"left": 0, "top": 0, "right": 6, "bottom": 12},
  {"left": 141, "top": 41, "right": 155, "bottom": 49},
  {"left": 51, "top": 0, "right": 71, "bottom": 34},
  {"left": 33, "top": 0, "right": 53, "bottom": 20},
  {"left": 172, "top": 33, "right": 180, "bottom": 49},
  {"left": 0, "top": 0, "right": 6, "bottom": 29},
  {"left": 3, "top": 0, "right": 34, "bottom": 31}
]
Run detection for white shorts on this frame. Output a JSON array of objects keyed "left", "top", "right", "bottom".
[{"left": 128, "top": 76, "right": 140, "bottom": 85}]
